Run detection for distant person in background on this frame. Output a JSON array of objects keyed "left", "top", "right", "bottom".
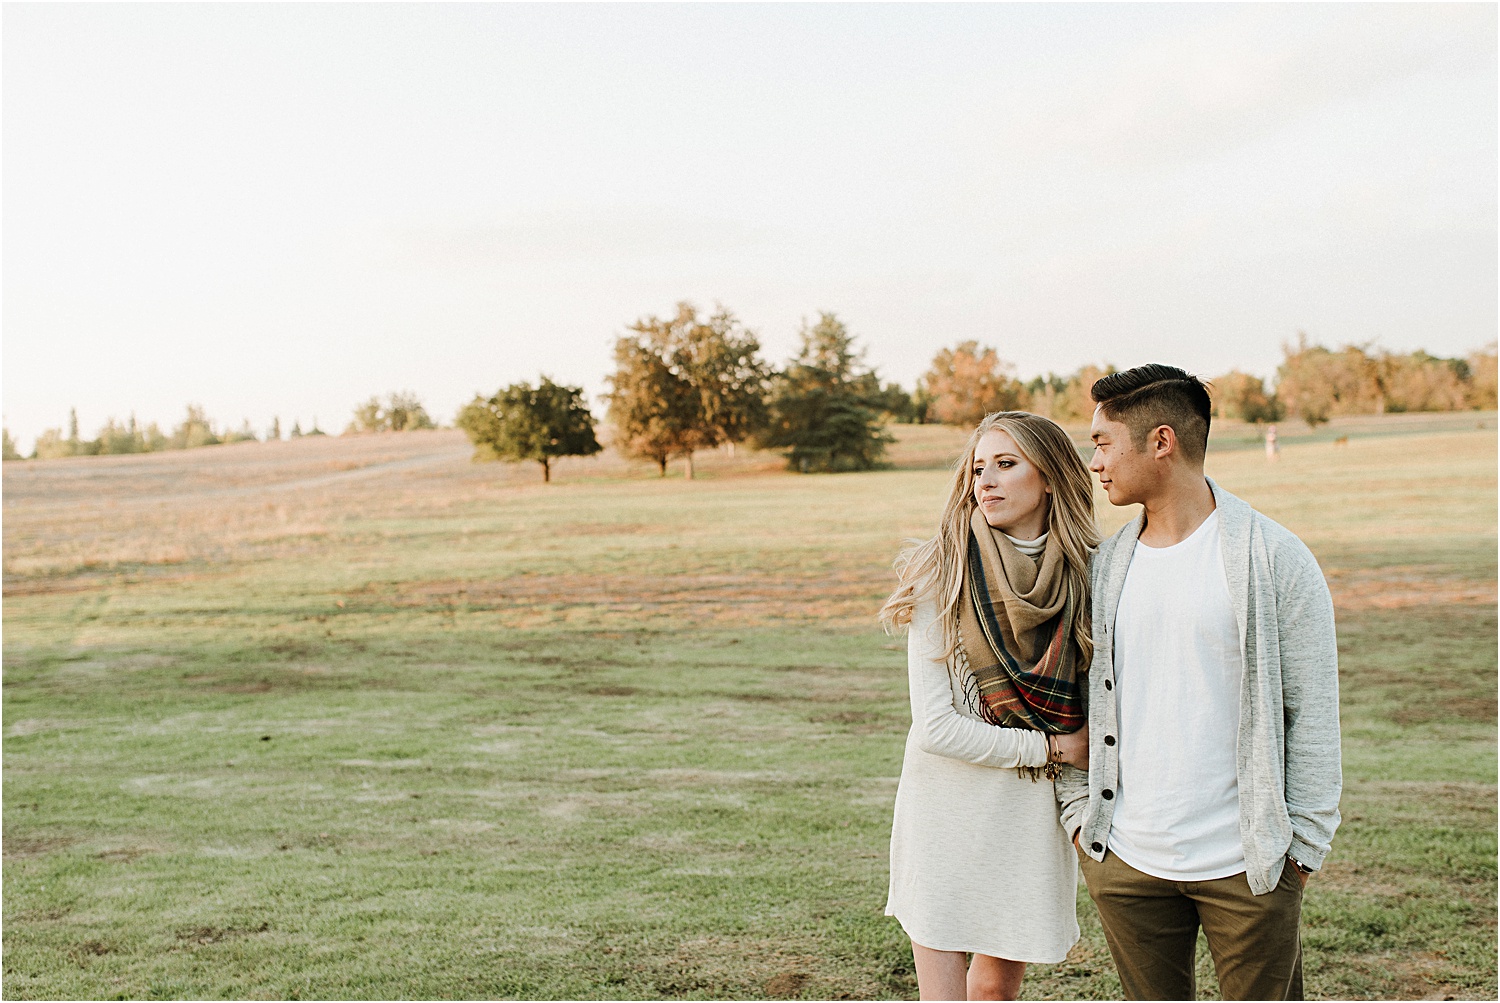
[
  {"left": 1265, "top": 423, "right": 1280, "bottom": 461},
  {"left": 1058, "top": 365, "right": 1341, "bottom": 1001},
  {"left": 879, "top": 412, "right": 1097, "bottom": 1001}
]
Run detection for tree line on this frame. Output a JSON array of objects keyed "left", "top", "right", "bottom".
[
  {"left": 1270, "top": 334, "right": 1496, "bottom": 425},
  {"left": 3, "top": 406, "right": 335, "bottom": 461},
  {"left": 455, "top": 305, "right": 1498, "bottom": 481},
  {"left": 6, "top": 408, "right": 311, "bottom": 461},
  {"left": 909, "top": 336, "right": 1497, "bottom": 428},
  {"left": 2, "top": 388, "right": 445, "bottom": 462},
  {"left": 456, "top": 305, "right": 900, "bottom": 481},
  {"left": 6, "top": 311, "right": 1494, "bottom": 470}
]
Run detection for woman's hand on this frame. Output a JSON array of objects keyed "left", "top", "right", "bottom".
[{"left": 1052, "top": 725, "right": 1089, "bottom": 770}]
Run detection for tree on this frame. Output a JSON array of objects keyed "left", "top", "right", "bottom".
[
  {"left": 757, "top": 312, "right": 893, "bottom": 472},
  {"left": 607, "top": 334, "right": 702, "bottom": 476},
  {"left": 349, "top": 397, "right": 384, "bottom": 433},
  {"left": 1467, "top": 345, "right": 1497, "bottom": 409},
  {"left": 606, "top": 302, "right": 771, "bottom": 478},
  {"left": 2, "top": 427, "right": 21, "bottom": 461},
  {"left": 269, "top": 416, "right": 282, "bottom": 441},
  {"left": 141, "top": 420, "right": 167, "bottom": 452},
  {"left": 1024, "top": 373, "right": 1065, "bottom": 419},
  {"left": 1211, "top": 371, "right": 1282, "bottom": 424},
  {"left": 387, "top": 391, "right": 436, "bottom": 431},
  {"left": 910, "top": 384, "right": 935, "bottom": 424},
  {"left": 456, "top": 377, "right": 602, "bottom": 483},
  {"left": 922, "top": 341, "right": 1030, "bottom": 425},
  {"left": 168, "top": 404, "right": 220, "bottom": 449},
  {"left": 868, "top": 380, "right": 920, "bottom": 423},
  {"left": 222, "top": 419, "right": 259, "bottom": 444},
  {"left": 290, "top": 421, "right": 304, "bottom": 438},
  {"left": 672, "top": 304, "right": 773, "bottom": 457},
  {"left": 346, "top": 392, "right": 436, "bottom": 434},
  {"left": 1033, "top": 365, "right": 1115, "bottom": 422},
  {"left": 1276, "top": 335, "right": 1383, "bottom": 426},
  {"left": 1378, "top": 351, "right": 1468, "bottom": 413},
  {"left": 96, "top": 416, "right": 143, "bottom": 454},
  {"left": 32, "top": 428, "right": 73, "bottom": 460}
]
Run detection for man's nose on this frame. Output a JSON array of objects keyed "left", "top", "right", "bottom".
[{"left": 1088, "top": 449, "right": 1104, "bottom": 472}]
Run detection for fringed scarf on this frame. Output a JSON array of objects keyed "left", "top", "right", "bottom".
[{"left": 957, "top": 508, "right": 1086, "bottom": 777}]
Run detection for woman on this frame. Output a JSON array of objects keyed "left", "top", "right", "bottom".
[{"left": 879, "top": 411, "right": 1099, "bottom": 1001}]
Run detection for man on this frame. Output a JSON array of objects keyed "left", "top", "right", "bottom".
[{"left": 1055, "top": 364, "right": 1341, "bottom": 1001}]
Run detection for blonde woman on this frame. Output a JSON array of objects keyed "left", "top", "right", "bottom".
[{"left": 880, "top": 412, "right": 1099, "bottom": 1001}]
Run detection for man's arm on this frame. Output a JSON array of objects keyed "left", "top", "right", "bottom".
[
  {"left": 1055, "top": 764, "right": 1089, "bottom": 842},
  {"left": 1278, "top": 550, "right": 1342, "bottom": 871}
]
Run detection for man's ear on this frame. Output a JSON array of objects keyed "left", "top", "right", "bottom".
[{"left": 1151, "top": 424, "right": 1177, "bottom": 459}]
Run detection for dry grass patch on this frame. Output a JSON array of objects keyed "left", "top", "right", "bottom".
[{"left": 1326, "top": 566, "right": 1497, "bottom": 610}]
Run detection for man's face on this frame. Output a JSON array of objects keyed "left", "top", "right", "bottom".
[{"left": 1089, "top": 406, "right": 1155, "bottom": 507}]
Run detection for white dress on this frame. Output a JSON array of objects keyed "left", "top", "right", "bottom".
[{"left": 885, "top": 599, "right": 1080, "bottom": 963}]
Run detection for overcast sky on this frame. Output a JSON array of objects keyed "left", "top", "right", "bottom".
[{"left": 3, "top": 2, "right": 1495, "bottom": 448}]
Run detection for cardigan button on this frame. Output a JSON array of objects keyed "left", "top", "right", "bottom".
[
  {"left": 1091, "top": 841, "right": 1103, "bottom": 853},
  {"left": 1104, "top": 679, "right": 1113, "bottom": 690},
  {"left": 1104, "top": 735, "right": 1116, "bottom": 746},
  {"left": 1102, "top": 789, "right": 1114, "bottom": 800}
]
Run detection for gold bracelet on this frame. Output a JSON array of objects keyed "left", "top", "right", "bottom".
[{"left": 1044, "top": 734, "right": 1063, "bottom": 780}]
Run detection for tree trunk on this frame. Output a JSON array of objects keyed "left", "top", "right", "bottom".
[
  {"left": 685, "top": 452, "right": 694, "bottom": 480},
  {"left": 657, "top": 456, "right": 668, "bottom": 477},
  {"left": 541, "top": 458, "right": 551, "bottom": 483},
  {"left": 726, "top": 440, "right": 735, "bottom": 458}
]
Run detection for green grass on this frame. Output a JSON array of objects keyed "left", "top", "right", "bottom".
[{"left": 4, "top": 415, "right": 1495, "bottom": 1000}]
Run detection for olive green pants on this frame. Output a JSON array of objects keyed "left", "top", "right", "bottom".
[{"left": 1078, "top": 847, "right": 1304, "bottom": 1001}]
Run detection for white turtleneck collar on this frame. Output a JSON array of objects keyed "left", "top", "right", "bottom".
[{"left": 1003, "top": 531, "right": 1048, "bottom": 558}]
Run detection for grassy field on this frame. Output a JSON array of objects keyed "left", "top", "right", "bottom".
[{"left": 3, "top": 413, "right": 1495, "bottom": 1000}]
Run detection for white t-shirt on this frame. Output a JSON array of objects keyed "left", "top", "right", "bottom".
[{"left": 1107, "top": 509, "right": 1246, "bottom": 881}]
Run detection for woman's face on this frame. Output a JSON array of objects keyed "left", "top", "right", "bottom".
[{"left": 972, "top": 428, "right": 1051, "bottom": 540}]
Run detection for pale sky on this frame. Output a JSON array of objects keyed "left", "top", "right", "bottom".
[{"left": 3, "top": 2, "right": 1496, "bottom": 450}]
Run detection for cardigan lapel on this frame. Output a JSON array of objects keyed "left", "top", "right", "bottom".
[
  {"left": 1207, "top": 477, "right": 1252, "bottom": 650},
  {"left": 1099, "top": 509, "right": 1144, "bottom": 637}
]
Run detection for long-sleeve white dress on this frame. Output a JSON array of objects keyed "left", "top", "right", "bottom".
[{"left": 885, "top": 599, "right": 1080, "bottom": 963}]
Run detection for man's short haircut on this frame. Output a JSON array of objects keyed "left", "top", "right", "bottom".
[{"left": 1090, "top": 364, "right": 1212, "bottom": 462}]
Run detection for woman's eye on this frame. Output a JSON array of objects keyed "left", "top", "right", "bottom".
[
  {"left": 999, "top": 461, "right": 1014, "bottom": 468},
  {"left": 972, "top": 467, "right": 983, "bottom": 477}
]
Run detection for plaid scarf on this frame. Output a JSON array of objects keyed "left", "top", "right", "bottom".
[{"left": 957, "top": 507, "right": 1085, "bottom": 738}]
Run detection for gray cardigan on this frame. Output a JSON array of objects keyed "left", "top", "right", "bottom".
[{"left": 1056, "top": 478, "right": 1342, "bottom": 896}]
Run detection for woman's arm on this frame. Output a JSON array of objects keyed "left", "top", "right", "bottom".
[{"left": 906, "top": 602, "right": 1049, "bottom": 769}]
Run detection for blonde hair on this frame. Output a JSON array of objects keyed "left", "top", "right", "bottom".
[{"left": 878, "top": 411, "right": 1100, "bottom": 662}]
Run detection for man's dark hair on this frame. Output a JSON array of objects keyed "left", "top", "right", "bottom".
[{"left": 1090, "top": 364, "right": 1212, "bottom": 462}]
